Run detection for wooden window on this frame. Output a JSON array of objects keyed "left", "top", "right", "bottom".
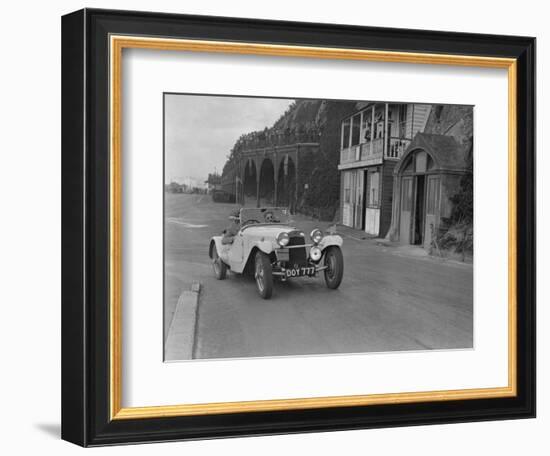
[
  {"left": 368, "top": 171, "right": 380, "bottom": 207},
  {"left": 341, "top": 119, "right": 351, "bottom": 149},
  {"left": 402, "top": 178, "right": 413, "bottom": 211},
  {"left": 361, "top": 110, "right": 368, "bottom": 143},
  {"left": 415, "top": 151, "right": 427, "bottom": 173},
  {"left": 343, "top": 171, "right": 351, "bottom": 203},
  {"left": 399, "top": 104, "right": 407, "bottom": 123},
  {"left": 403, "top": 156, "right": 414, "bottom": 173},
  {"left": 398, "top": 104, "right": 408, "bottom": 139},
  {"left": 351, "top": 114, "right": 361, "bottom": 146},
  {"left": 427, "top": 155, "right": 435, "bottom": 170},
  {"left": 426, "top": 177, "right": 440, "bottom": 214},
  {"left": 362, "top": 107, "right": 374, "bottom": 142}
]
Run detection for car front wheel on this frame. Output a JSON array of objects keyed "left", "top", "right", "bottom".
[
  {"left": 254, "top": 251, "right": 273, "bottom": 299},
  {"left": 324, "top": 246, "right": 343, "bottom": 289}
]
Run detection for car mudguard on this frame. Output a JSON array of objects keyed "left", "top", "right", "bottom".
[
  {"left": 236, "top": 239, "right": 276, "bottom": 275},
  {"left": 253, "top": 239, "right": 275, "bottom": 255},
  {"left": 318, "top": 234, "right": 343, "bottom": 251},
  {"left": 209, "top": 236, "right": 226, "bottom": 261}
]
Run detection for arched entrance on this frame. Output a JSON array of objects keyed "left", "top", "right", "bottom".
[
  {"left": 392, "top": 133, "right": 469, "bottom": 249},
  {"left": 276, "top": 155, "right": 296, "bottom": 211},
  {"left": 397, "top": 149, "right": 436, "bottom": 246},
  {"left": 243, "top": 159, "right": 257, "bottom": 206},
  {"left": 258, "top": 158, "right": 275, "bottom": 206}
]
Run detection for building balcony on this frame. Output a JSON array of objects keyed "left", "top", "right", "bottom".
[
  {"left": 339, "top": 137, "right": 411, "bottom": 170},
  {"left": 338, "top": 139, "right": 383, "bottom": 170},
  {"left": 362, "top": 137, "right": 384, "bottom": 159},
  {"left": 386, "top": 137, "right": 411, "bottom": 159}
]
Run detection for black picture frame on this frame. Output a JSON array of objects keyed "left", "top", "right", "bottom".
[{"left": 62, "top": 8, "right": 536, "bottom": 447}]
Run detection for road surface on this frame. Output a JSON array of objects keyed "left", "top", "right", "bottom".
[{"left": 164, "top": 193, "right": 473, "bottom": 360}]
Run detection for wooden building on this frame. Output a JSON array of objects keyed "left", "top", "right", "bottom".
[{"left": 338, "top": 102, "right": 431, "bottom": 236}]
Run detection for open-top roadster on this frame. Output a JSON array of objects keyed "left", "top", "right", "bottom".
[{"left": 209, "top": 207, "right": 344, "bottom": 299}]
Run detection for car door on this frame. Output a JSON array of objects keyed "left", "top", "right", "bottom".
[{"left": 228, "top": 229, "right": 245, "bottom": 270}]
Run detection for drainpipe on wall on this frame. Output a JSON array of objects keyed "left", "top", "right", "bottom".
[{"left": 384, "top": 103, "right": 389, "bottom": 159}]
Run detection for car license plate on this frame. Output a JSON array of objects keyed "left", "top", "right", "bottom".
[{"left": 285, "top": 266, "right": 315, "bottom": 278}]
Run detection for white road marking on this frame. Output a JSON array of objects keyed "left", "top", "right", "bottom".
[{"left": 166, "top": 217, "right": 208, "bottom": 228}]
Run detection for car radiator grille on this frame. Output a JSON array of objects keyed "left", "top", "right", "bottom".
[{"left": 288, "top": 233, "right": 307, "bottom": 266}]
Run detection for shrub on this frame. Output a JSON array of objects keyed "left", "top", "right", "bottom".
[{"left": 433, "top": 144, "right": 473, "bottom": 260}]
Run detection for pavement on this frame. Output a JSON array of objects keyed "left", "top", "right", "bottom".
[
  {"left": 164, "top": 285, "right": 200, "bottom": 361},
  {"left": 164, "top": 193, "right": 473, "bottom": 360}
]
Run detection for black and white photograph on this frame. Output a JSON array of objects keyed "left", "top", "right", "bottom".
[{"left": 163, "top": 94, "right": 474, "bottom": 361}]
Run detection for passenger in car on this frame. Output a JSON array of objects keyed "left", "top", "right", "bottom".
[{"left": 222, "top": 209, "right": 241, "bottom": 245}]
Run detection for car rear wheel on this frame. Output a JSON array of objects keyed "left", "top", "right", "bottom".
[
  {"left": 324, "top": 246, "right": 343, "bottom": 289},
  {"left": 254, "top": 251, "right": 273, "bottom": 299},
  {"left": 212, "top": 247, "right": 227, "bottom": 280}
]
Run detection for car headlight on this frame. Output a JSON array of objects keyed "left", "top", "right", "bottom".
[
  {"left": 310, "top": 246, "right": 322, "bottom": 261},
  {"left": 277, "top": 232, "right": 290, "bottom": 247},
  {"left": 310, "top": 228, "right": 323, "bottom": 244}
]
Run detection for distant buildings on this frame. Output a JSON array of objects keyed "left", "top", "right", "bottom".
[
  {"left": 204, "top": 173, "right": 222, "bottom": 194},
  {"left": 165, "top": 181, "right": 186, "bottom": 193},
  {"left": 165, "top": 180, "right": 207, "bottom": 194}
]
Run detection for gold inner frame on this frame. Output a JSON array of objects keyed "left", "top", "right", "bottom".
[{"left": 109, "top": 35, "right": 517, "bottom": 420}]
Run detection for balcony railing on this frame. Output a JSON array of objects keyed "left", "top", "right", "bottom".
[
  {"left": 340, "top": 138, "right": 383, "bottom": 165},
  {"left": 340, "top": 136, "right": 411, "bottom": 166},
  {"left": 361, "top": 138, "right": 384, "bottom": 159},
  {"left": 387, "top": 137, "right": 411, "bottom": 159},
  {"left": 340, "top": 146, "right": 355, "bottom": 164}
]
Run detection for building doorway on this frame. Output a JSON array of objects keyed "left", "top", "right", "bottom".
[
  {"left": 364, "top": 168, "right": 381, "bottom": 235},
  {"left": 354, "top": 170, "right": 364, "bottom": 230},
  {"left": 413, "top": 175, "right": 425, "bottom": 245},
  {"left": 391, "top": 134, "right": 470, "bottom": 249},
  {"left": 342, "top": 169, "right": 365, "bottom": 230},
  {"left": 399, "top": 177, "right": 413, "bottom": 244},
  {"left": 399, "top": 174, "right": 427, "bottom": 245}
]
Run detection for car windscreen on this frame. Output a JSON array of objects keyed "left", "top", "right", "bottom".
[{"left": 240, "top": 207, "right": 291, "bottom": 225}]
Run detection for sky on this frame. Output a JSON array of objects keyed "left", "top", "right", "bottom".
[{"left": 164, "top": 94, "right": 293, "bottom": 186}]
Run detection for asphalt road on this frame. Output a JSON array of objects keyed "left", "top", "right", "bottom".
[{"left": 164, "top": 193, "right": 473, "bottom": 360}]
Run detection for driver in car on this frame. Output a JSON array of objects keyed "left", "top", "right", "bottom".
[
  {"left": 263, "top": 211, "right": 279, "bottom": 223},
  {"left": 222, "top": 209, "right": 241, "bottom": 245}
]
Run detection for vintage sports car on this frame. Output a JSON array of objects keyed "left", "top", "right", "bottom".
[{"left": 209, "top": 207, "right": 344, "bottom": 299}]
